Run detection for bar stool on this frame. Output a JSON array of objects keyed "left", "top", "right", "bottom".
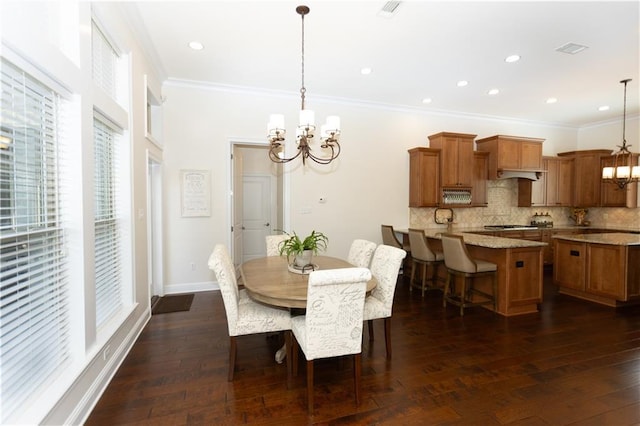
[
  {"left": 407, "top": 228, "right": 444, "bottom": 297},
  {"left": 440, "top": 233, "right": 497, "bottom": 316},
  {"left": 381, "top": 224, "right": 411, "bottom": 274}
]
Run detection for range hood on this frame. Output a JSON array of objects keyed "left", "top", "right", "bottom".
[{"left": 496, "top": 169, "right": 545, "bottom": 180}]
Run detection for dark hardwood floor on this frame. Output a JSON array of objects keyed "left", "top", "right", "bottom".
[{"left": 86, "top": 270, "right": 640, "bottom": 425}]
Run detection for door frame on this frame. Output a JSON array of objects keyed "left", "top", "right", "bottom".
[
  {"left": 146, "top": 149, "right": 164, "bottom": 298},
  {"left": 227, "top": 138, "right": 289, "bottom": 267}
]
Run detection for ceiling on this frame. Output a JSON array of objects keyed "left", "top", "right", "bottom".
[{"left": 121, "top": 1, "right": 640, "bottom": 128}]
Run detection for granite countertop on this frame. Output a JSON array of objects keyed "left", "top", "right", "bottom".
[
  {"left": 418, "top": 229, "right": 547, "bottom": 249},
  {"left": 552, "top": 232, "right": 640, "bottom": 246}
]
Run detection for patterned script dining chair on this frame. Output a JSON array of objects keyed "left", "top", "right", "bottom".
[
  {"left": 266, "top": 234, "right": 289, "bottom": 256},
  {"left": 290, "top": 267, "right": 371, "bottom": 413},
  {"left": 363, "top": 244, "right": 407, "bottom": 360},
  {"left": 347, "top": 239, "right": 377, "bottom": 268},
  {"left": 208, "top": 244, "right": 292, "bottom": 381}
]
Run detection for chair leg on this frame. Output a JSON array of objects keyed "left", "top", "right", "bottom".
[
  {"left": 291, "top": 334, "right": 299, "bottom": 377},
  {"left": 409, "top": 260, "right": 416, "bottom": 292},
  {"left": 306, "top": 359, "right": 314, "bottom": 413},
  {"left": 443, "top": 271, "right": 451, "bottom": 308},
  {"left": 384, "top": 317, "right": 392, "bottom": 360},
  {"left": 421, "top": 263, "right": 427, "bottom": 297},
  {"left": 460, "top": 277, "right": 467, "bottom": 316},
  {"left": 431, "top": 262, "right": 439, "bottom": 290},
  {"left": 354, "top": 353, "right": 362, "bottom": 406},
  {"left": 228, "top": 336, "right": 237, "bottom": 382},
  {"left": 368, "top": 319, "right": 374, "bottom": 341},
  {"left": 285, "top": 331, "right": 292, "bottom": 385}
]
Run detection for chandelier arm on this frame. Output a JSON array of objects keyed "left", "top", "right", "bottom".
[{"left": 305, "top": 143, "right": 341, "bottom": 165}]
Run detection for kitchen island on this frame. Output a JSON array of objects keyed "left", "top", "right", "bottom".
[
  {"left": 399, "top": 230, "right": 546, "bottom": 316},
  {"left": 553, "top": 233, "right": 640, "bottom": 307}
]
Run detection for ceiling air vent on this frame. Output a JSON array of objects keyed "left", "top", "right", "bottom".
[
  {"left": 555, "top": 42, "right": 588, "bottom": 55},
  {"left": 378, "top": 1, "right": 401, "bottom": 18}
]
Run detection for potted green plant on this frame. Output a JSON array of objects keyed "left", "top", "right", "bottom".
[{"left": 278, "top": 230, "right": 328, "bottom": 267}]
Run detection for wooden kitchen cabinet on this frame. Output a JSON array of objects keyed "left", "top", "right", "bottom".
[
  {"left": 518, "top": 156, "right": 573, "bottom": 207},
  {"left": 408, "top": 147, "right": 440, "bottom": 207},
  {"left": 428, "top": 132, "right": 475, "bottom": 187},
  {"left": 558, "top": 150, "right": 611, "bottom": 207},
  {"left": 546, "top": 156, "right": 574, "bottom": 206},
  {"left": 586, "top": 243, "right": 627, "bottom": 299},
  {"left": 554, "top": 234, "right": 640, "bottom": 306},
  {"left": 553, "top": 239, "right": 586, "bottom": 290},
  {"left": 600, "top": 154, "right": 638, "bottom": 208},
  {"left": 476, "top": 135, "right": 544, "bottom": 179},
  {"left": 472, "top": 151, "right": 489, "bottom": 206}
]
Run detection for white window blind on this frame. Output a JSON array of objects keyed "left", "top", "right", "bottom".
[
  {"left": 93, "top": 118, "right": 122, "bottom": 326},
  {"left": 0, "top": 59, "right": 69, "bottom": 423},
  {"left": 91, "top": 20, "right": 118, "bottom": 99}
]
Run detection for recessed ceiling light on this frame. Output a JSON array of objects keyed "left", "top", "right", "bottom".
[
  {"left": 188, "top": 41, "right": 204, "bottom": 51},
  {"left": 360, "top": 67, "right": 372, "bottom": 75},
  {"left": 488, "top": 88, "right": 500, "bottom": 95},
  {"left": 546, "top": 97, "right": 558, "bottom": 104},
  {"left": 505, "top": 55, "right": 520, "bottom": 63},
  {"left": 422, "top": 98, "right": 432, "bottom": 104},
  {"left": 457, "top": 80, "right": 468, "bottom": 87},
  {"left": 599, "top": 105, "right": 610, "bottom": 111}
]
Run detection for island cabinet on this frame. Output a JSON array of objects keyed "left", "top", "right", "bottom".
[
  {"left": 425, "top": 232, "right": 545, "bottom": 316},
  {"left": 554, "top": 233, "right": 640, "bottom": 306},
  {"left": 408, "top": 147, "right": 440, "bottom": 207},
  {"left": 428, "top": 132, "right": 476, "bottom": 187},
  {"left": 476, "top": 135, "right": 544, "bottom": 179},
  {"left": 600, "top": 154, "right": 638, "bottom": 208},
  {"left": 558, "top": 149, "right": 611, "bottom": 207}
]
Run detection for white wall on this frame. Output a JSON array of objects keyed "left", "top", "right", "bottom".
[{"left": 161, "top": 81, "right": 579, "bottom": 288}]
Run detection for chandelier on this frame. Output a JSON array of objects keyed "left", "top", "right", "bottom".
[
  {"left": 267, "top": 5, "right": 341, "bottom": 165},
  {"left": 602, "top": 78, "right": 640, "bottom": 189}
]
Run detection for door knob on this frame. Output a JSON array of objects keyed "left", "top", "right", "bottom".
[{"left": 264, "top": 223, "right": 270, "bottom": 227}]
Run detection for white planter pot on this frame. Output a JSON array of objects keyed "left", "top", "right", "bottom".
[{"left": 294, "top": 250, "right": 313, "bottom": 267}]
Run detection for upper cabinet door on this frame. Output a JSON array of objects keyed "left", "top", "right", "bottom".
[{"left": 428, "top": 132, "right": 476, "bottom": 187}]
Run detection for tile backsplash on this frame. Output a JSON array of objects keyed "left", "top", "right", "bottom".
[{"left": 410, "top": 179, "right": 640, "bottom": 231}]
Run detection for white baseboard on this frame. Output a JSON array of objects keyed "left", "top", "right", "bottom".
[{"left": 163, "top": 280, "right": 219, "bottom": 294}]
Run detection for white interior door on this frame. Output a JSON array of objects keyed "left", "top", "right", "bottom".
[{"left": 242, "top": 175, "right": 271, "bottom": 262}]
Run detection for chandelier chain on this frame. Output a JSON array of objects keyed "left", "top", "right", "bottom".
[{"left": 300, "top": 9, "right": 306, "bottom": 110}]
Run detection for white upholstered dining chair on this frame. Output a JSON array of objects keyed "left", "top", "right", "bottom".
[
  {"left": 290, "top": 267, "right": 371, "bottom": 413},
  {"left": 208, "top": 244, "right": 292, "bottom": 381},
  {"left": 347, "top": 239, "right": 377, "bottom": 268},
  {"left": 266, "top": 234, "right": 289, "bottom": 256},
  {"left": 363, "top": 244, "right": 407, "bottom": 360}
]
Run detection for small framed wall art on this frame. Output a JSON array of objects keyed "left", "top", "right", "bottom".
[{"left": 180, "top": 169, "right": 211, "bottom": 217}]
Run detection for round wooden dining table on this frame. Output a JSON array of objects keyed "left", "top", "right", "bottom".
[{"left": 239, "top": 255, "right": 377, "bottom": 309}]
